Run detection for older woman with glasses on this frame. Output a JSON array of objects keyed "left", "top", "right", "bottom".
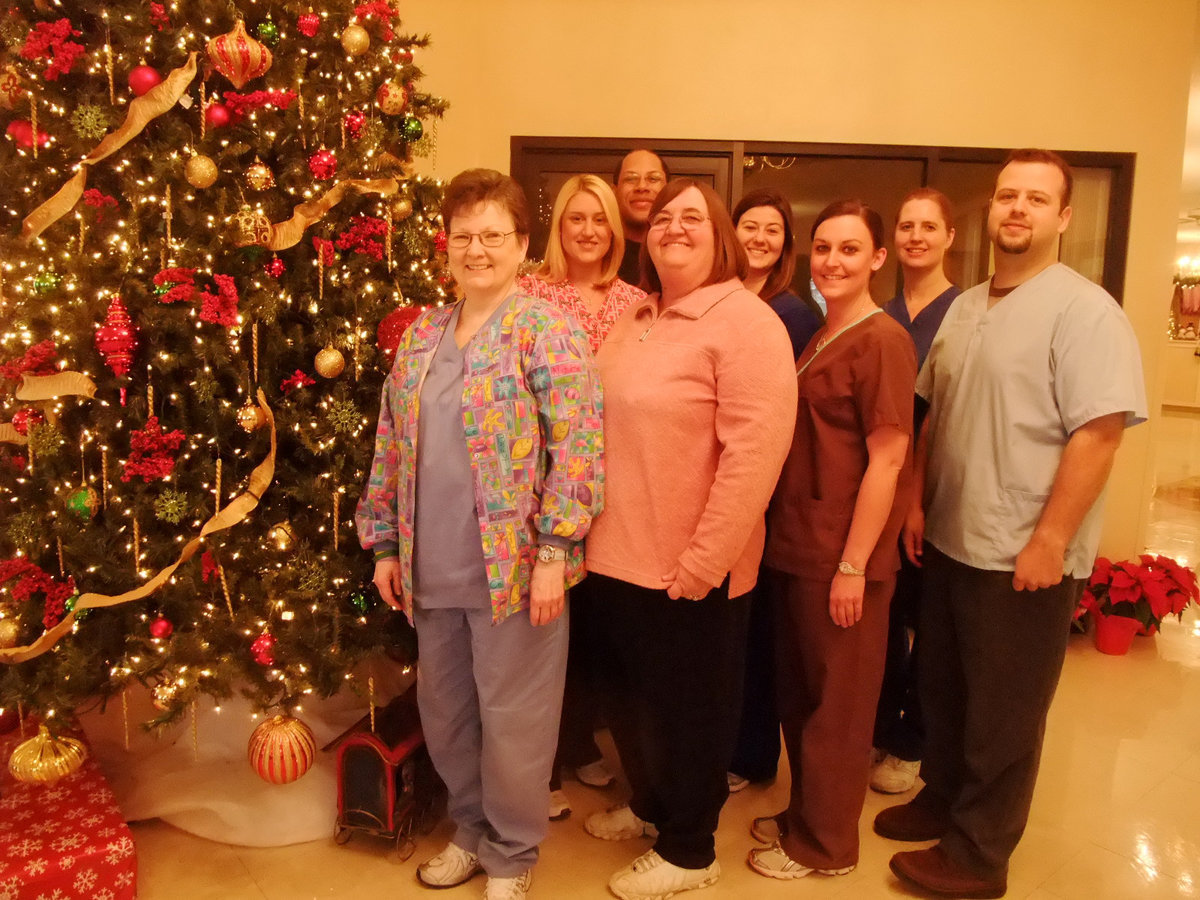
[
  {"left": 582, "top": 179, "right": 797, "bottom": 900},
  {"left": 356, "top": 169, "right": 603, "bottom": 900},
  {"left": 519, "top": 174, "right": 645, "bottom": 820}
]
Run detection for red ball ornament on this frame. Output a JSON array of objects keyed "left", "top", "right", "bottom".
[
  {"left": 377, "top": 306, "right": 424, "bottom": 368},
  {"left": 308, "top": 148, "right": 337, "bottom": 180},
  {"left": 207, "top": 19, "right": 273, "bottom": 90},
  {"left": 205, "top": 102, "right": 232, "bottom": 129},
  {"left": 394, "top": 48, "right": 414, "bottom": 65},
  {"left": 94, "top": 295, "right": 139, "bottom": 378},
  {"left": 434, "top": 230, "right": 448, "bottom": 253},
  {"left": 265, "top": 256, "right": 286, "bottom": 278},
  {"left": 10, "top": 407, "right": 45, "bottom": 436},
  {"left": 250, "top": 630, "right": 277, "bottom": 666},
  {"left": 149, "top": 616, "right": 174, "bottom": 639},
  {"left": 297, "top": 12, "right": 320, "bottom": 38},
  {"left": 343, "top": 109, "right": 365, "bottom": 140},
  {"left": 6, "top": 120, "right": 49, "bottom": 149},
  {"left": 248, "top": 715, "right": 316, "bottom": 784},
  {"left": 128, "top": 64, "right": 162, "bottom": 96}
]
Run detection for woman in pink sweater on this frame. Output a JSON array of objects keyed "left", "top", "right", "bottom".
[{"left": 582, "top": 179, "right": 798, "bottom": 900}]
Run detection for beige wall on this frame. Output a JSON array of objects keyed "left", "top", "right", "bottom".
[{"left": 405, "top": 0, "right": 1196, "bottom": 560}]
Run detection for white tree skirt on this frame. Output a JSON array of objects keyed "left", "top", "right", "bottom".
[{"left": 77, "top": 660, "right": 414, "bottom": 847}]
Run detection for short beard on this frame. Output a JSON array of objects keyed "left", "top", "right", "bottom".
[{"left": 995, "top": 231, "right": 1031, "bottom": 255}]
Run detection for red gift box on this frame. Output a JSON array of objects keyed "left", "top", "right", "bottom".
[{"left": 0, "top": 727, "right": 136, "bottom": 900}]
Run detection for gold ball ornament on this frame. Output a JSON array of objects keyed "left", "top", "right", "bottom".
[
  {"left": 0, "top": 617, "right": 20, "bottom": 649},
  {"left": 341, "top": 24, "right": 370, "bottom": 56},
  {"left": 314, "top": 346, "right": 346, "bottom": 378},
  {"left": 390, "top": 197, "right": 414, "bottom": 221},
  {"left": 237, "top": 401, "right": 267, "bottom": 432},
  {"left": 9, "top": 725, "right": 87, "bottom": 785},
  {"left": 245, "top": 156, "right": 275, "bottom": 191},
  {"left": 248, "top": 714, "right": 316, "bottom": 784},
  {"left": 151, "top": 682, "right": 178, "bottom": 711},
  {"left": 185, "top": 154, "right": 219, "bottom": 189}
]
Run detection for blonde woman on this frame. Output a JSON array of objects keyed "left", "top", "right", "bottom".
[
  {"left": 520, "top": 174, "right": 646, "bottom": 354},
  {"left": 520, "top": 175, "right": 645, "bottom": 820}
]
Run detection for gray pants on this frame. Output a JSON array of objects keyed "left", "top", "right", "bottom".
[{"left": 414, "top": 605, "right": 568, "bottom": 876}]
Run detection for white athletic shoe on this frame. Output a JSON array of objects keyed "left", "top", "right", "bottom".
[
  {"left": 483, "top": 870, "right": 532, "bottom": 900},
  {"left": 416, "top": 841, "right": 482, "bottom": 887},
  {"left": 584, "top": 804, "right": 658, "bottom": 841},
  {"left": 609, "top": 850, "right": 720, "bottom": 900},
  {"left": 747, "top": 840, "right": 854, "bottom": 880},
  {"left": 870, "top": 755, "right": 921, "bottom": 794}
]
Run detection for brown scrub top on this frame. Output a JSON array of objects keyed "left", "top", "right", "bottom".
[{"left": 764, "top": 310, "right": 917, "bottom": 583}]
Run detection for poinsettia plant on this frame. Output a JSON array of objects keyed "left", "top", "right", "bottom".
[{"left": 1076, "top": 555, "right": 1199, "bottom": 632}]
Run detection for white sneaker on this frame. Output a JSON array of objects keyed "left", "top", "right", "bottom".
[
  {"left": 585, "top": 804, "right": 658, "bottom": 841},
  {"left": 870, "top": 755, "right": 920, "bottom": 794},
  {"left": 483, "top": 870, "right": 532, "bottom": 900},
  {"left": 549, "top": 788, "right": 572, "bottom": 821},
  {"left": 416, "top": 841, "right": 482, "bottom": 887},
  {"left": 609, "top": 850, "right": 720, "bottom": 900},
  {"left": 747, "top": 841, "right": 854, "bottom": 880},
  {"left": 576, "top": 758, "right": 616, "bottom": 788},
  {"left": 726, "top": 772, "right": 749, "bottom": 793}
]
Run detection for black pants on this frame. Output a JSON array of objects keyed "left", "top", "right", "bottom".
[
  {"left": 550, "top": 577, "right": 605, "bottom": 791},
  {"left": 872, "top": 546, "right": 924, "bottom": 761},
  {"left": 591, "top": 572, "right": 749, "bottom": 870},
  {"left": 728, "top": 571, "right": 781, "bottom": 782},
  {"left": 918, "top": 546, "right": 1081, "bottom": 878}
]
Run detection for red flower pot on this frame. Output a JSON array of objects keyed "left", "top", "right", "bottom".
[{"left": 1093, "top": 613, "right": 1142, "bottom": 655}]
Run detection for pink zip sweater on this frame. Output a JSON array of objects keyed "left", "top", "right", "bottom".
[{"left": 586, "top": 279, "right": 798, "bottom": 598}]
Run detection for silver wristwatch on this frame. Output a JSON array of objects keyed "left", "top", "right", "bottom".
[{"left": 536, "top": 544, "right": 567, "bottom": 563}]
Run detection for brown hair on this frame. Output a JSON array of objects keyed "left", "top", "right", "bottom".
[
  {"left": 811, "top": 199, "right": 885, "bottom": 251},
  {"left": 640, "top": 179, "right": 747, "bottom": 294},
  {"left": 896, "top": 187, "right": 955, "bottom": 230},
  {"left": 997, "top": 148, "right": 1073, "bottom": 209},
  {"left": 440, "top": 168, "right": 530, "bottom": 235},
  {"left": 732, "top": 189, "right": 796, "bottom": 301}
]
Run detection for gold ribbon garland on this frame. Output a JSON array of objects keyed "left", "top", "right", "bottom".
[
  {"left": 0, "top": 389, "right": 277, "bottom": 664},
  {"left": 267, "top": 178, "right": 398, "bottom": 250},
  {"left": 20, "top": 53, "right": 199, "bottom": 244},
  {"left": 0, "top": 372, "right": 97, "bottom": 445}
]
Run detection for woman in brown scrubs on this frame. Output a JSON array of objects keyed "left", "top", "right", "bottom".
[{"left": 748, "top": 200, "right": 917, "bottom": 881}]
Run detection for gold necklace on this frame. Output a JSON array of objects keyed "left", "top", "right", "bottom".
[{"left": 815, "top": 296, "right": 872, "bottom": 351}]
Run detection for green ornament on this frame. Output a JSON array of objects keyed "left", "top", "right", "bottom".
[
  {"left": 64, "top": 594, "right": 79, "bottom": 613},
  {"left": 67, "top": 487, "right": 99, "bottom": 520},
  {"left": 33, "top": 271, "right": 61, "bottom": 294},
  {"left": 256, "top": 17, "right": 280, "bottom": 46},
  {"left": 154, "top": 282, "right": 171, "bottom": 297},
  {"left": 349, "top": 589, "right": 372, "bottom": 613},
  {"left": 401, "top": 117, "right": 424, "bottom": 142}
]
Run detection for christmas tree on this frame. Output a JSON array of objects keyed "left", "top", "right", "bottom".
[{"left": 0, "top": 0, "right": 447, "bottom": 749}]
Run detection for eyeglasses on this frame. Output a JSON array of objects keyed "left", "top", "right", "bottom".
[
  {"left": 446, "top": 230, "right": 517, "bottom": 249},
  {"left": 648, "top": 210, "right": 710, "bottom": 230},
  {"left": 619, "top": 172, "right": 666, "bottom": 187}
]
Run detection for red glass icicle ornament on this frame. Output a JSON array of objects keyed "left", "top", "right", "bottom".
[{"left": 94, "top": 295, "right": 139, "bottom": 377}]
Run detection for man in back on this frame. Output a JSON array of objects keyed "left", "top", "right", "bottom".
[{"left": 613, "top": 149, "right": 668, "bottom": 284}]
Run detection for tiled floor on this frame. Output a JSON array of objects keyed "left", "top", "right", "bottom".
[{"left": 124, "top": 410, "right": 1200, "bottom": 899}]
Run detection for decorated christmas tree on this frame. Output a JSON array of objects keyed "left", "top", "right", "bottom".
[{"left": 0, "top": 0, "right": 447, "bottom": 767}]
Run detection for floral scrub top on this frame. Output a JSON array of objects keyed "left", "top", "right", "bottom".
[
  {"left": 356, "top": 293, "right": 604, "bottom": 624},
  {"left": 517, "top": 275, "right": 646, "bottom": 353}
]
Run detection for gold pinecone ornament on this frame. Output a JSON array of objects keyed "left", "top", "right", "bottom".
[{"left": 9, "top": 725, "right": 87, "bottom": 784}]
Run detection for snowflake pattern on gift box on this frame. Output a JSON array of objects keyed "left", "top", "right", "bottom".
[
  {"left": 56, "top": 856, "right": 74, "bottom": 871},
  {"left": 0, "top": 876, "right": 20, "bottom": 900},
  {"left": 104, "top": 837, "right": 134, "bottom": 864},
  {"left": 24, "top": 860, "right": 46, "bottom": 876},
  {"left": 11, "top": 838, "right": 42, "bottom": 858},
  {"left": 51, "top": 833, "right": 86, "bottom": 852},
  {"left": 73, "top": 869, "right": 97, "bottom": 892},
  {"left": 95, "top": 890, "right": 115, "bottom": 900},
  {"left": 83, "top": 815, "right": 103, "bottom": 828},
  {"left": 34, "top": 889, "right": 67, "bottom": 900},
  {"left": 115, "top": 872, "right": 133, "bottom": 888}
]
